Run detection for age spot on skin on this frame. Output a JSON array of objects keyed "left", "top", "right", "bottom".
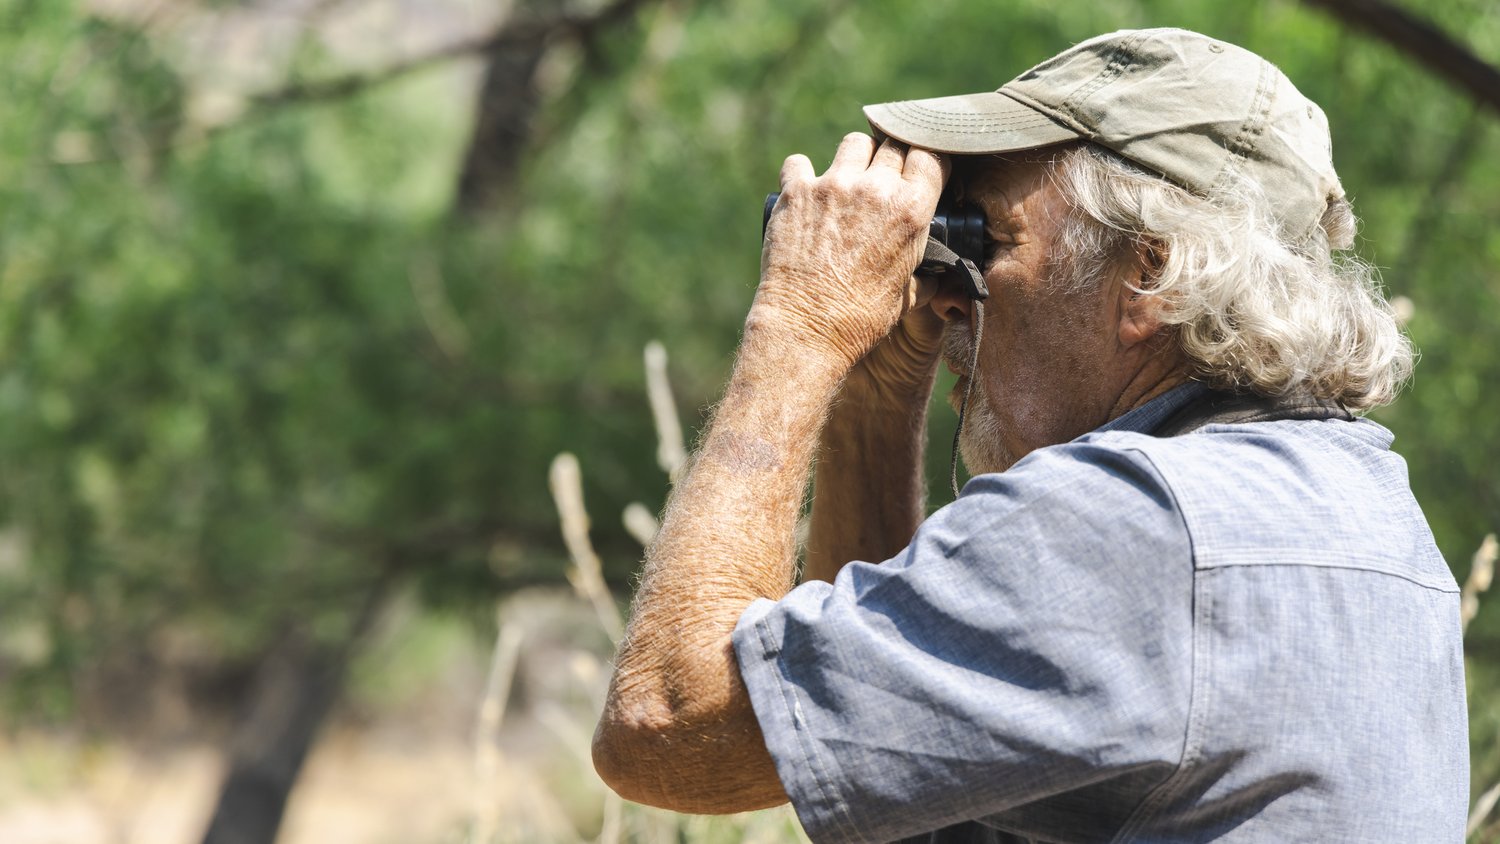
[{"left": 716, "top": 431, "right": 784, "bottom": 474}]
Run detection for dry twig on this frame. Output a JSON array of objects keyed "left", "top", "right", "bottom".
[
  {"left": 1468, "top": 780, "right": 1500, "bottom": 840},
  {"left": 471, "top": 615, "right": 523, "bottom": 844},
  {"left": 408, "top": 253, "right": 472, "bottom": 361},
  {"left": 1461, "top": 533, "right": 1496, "bottom": 636},
  {"left": 549, "top": 453, "right": 626, "bottom": 642},
  {"left": 621, "top": 501, "right": 660, "bottom": 546},
  {"left": 644, "top": 340, "right": 688, "bottom": 480}
]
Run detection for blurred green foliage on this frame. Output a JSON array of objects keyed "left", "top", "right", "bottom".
[{"left": 0, "top": 0, "right": 1497, "bottom": 820}]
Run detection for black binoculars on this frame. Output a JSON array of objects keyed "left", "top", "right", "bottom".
[{"left": 761, "top": 191, "right": 989, "bottom": 280}]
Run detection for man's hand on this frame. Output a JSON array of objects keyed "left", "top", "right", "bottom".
[{"left": 757, "top": 133, "right": 948, "bottom": 371}]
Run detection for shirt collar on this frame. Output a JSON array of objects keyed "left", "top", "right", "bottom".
[{"left": 1095, "top": 381, "right": 1212, "bottom": 436}]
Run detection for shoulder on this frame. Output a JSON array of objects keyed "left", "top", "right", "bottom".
[
  {"left": 1066, "top": 416, "right": 1400, "bottom": 516},
  {"left": 953, "top": 434, "right": 1183, "bottom": 527},
  {"left": 908, "top": 437, "right": 1194, "bottom": 606},
  {"left": 1075, "top": 417, "right": 1452, "bottom": 587}
]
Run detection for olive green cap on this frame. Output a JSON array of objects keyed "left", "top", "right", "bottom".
[{"left": 864, "top": 28, "right": 1343, "bottom": 236}]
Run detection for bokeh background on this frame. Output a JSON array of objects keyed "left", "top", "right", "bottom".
[{"left": 0, "top": 0, "right": 1497, "bottom": 842}]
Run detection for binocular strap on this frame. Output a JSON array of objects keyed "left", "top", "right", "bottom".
[
  {"left": 949, "top": 299, "right": 985, "bottom": 499},
  {"left": 913, "top": 233, "right": 991, "bottom": 499},
  {"left": 922, "top": 237, "right": 989, "bottom": 301}
]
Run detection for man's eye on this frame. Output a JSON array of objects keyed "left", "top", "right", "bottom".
[{"left": 983, "top": 240, "right": 1012, "bottom": 266}]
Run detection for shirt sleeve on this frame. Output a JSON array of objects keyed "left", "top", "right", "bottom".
[{"left": 731, "top": 438, "right": 1197, "bottom": 844}]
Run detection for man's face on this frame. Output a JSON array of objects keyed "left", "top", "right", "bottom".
[{"left": 937, "top": 151, "right": 1136, "bottom": 476}]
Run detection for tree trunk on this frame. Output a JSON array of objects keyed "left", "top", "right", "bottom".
[
  {"left": 452, "top": 0, "right": 657, "bottom": 218},
  {"left": 453, "top": 6, "right": 557, "bottom": 218},
  {"left": 199, "top": 632, "right": 345, "bottom": 844},
  {"left": 200, "top": 583, "right": 388, "bottom": 844}
]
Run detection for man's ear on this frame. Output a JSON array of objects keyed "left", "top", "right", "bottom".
[{"left": 1118, "top": 238, "right": 1169, "bottom": 347}]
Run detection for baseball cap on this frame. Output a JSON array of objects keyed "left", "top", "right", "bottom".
[{"left": 864, "top": 28, "right": 1344, "bottom": 237}]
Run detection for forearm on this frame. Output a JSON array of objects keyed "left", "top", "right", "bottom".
[
  {"left": 592, "top": 131, "right": 946, "bottom": 816},
  {"left": 803, "top": 373, "right": 933, "bottom": 583},
  {"left": 594, "top": 314, "right": 845, "bottom": 811}
]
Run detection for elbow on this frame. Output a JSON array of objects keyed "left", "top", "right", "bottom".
[
  {"left": 590, "top": 717, "right": 633, "bottom": 800},
  {"left": 591, "top": 704, "right": 788, "bottom": 815},
  {"left": 591, "top": 664, "right": 709, "bottom": 809},
  {"left": 591, "top": 708, "right": 674, "bottom": 809}
]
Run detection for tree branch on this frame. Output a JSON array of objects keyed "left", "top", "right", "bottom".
[
  {"left": 1300, "top": 0, "right": 1500, "bottom": 115},
  {"left": 246, "top": 32, "right": 506, "bottom": 111},
  {"left": 243, "top": 0, "right": 652, "bottom": 116}
]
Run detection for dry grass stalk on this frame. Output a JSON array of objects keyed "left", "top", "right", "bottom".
[
  {"left": 1468, "top": 780, "right": 1500, "bottom": 840},
  {"left": 644, "top": 341, "right": 688, "bottom": 480},
  {"left": 621, "top": 501, "right": 660, "bottom": 547},
  {"left": 408, "top": 253, "right": 471, "bottom": 360},
  {"left": 599, "top": 791, "right": 623, "bottom": 844},
  {"left": 549, "top": 453, "right": 625, "bottom": 642},
  {"left": 471, "top": 615, "right": 523, "bottom": 844},
  {"left": 1461, "top": 533, "right": 1496, "bottom": 636}
]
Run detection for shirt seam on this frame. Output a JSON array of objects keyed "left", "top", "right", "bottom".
[
  {"left": 1195, "top": 557, "right": 1459, "bottom": 593},
  {"left": 1107, "top": 448, "right": 1210, "bottom": 843}
]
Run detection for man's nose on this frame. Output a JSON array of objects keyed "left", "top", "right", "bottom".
[{"left": 927, "top": 278, "right": 974, "bottom": 324}]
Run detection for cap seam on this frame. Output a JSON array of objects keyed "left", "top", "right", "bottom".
[
  {"left": 1057, "top": 30, "right": 1148, "bottom": 131},
  {"left": 995, "top": 88, "right": 1096, "bottom": 139},
  {"left": 1210, "top": 58, "right": 1275, "bottom": 195},
  {"left": 890, "top": 115, "right": 1059, "bottom": 128},
  {"left": 884, "top": 102, "right": 1066, "bottom": 132},
  {"left": 886, "top": 103, "right": 1063, "bottom": 126}
]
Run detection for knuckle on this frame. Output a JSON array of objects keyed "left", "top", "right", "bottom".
[
  {"left": 896, "top": 202, "right": 927, "bottom": 231},
  {"left": 808, "top": 182, "right": 842, "bottom": 206}
]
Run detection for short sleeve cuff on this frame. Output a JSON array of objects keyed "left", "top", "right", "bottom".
[{"left": 733, "top": 592, "right": 865, "bottom": 844}]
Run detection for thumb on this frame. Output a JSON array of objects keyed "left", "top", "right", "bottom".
[{"left": 906, "top": 273, "right": 939, "bottom": 312}]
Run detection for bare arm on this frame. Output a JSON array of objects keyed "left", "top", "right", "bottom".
[
  {"left": 592, "top": 134, "right": 946, "bottom": 813},
  {"left": 803, "top": 309, "right": 943, "bottom": 584}
]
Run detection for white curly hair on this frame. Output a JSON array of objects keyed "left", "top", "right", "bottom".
[{"left": 1050, "top": 143, "right": 1413, "bottom": 412}]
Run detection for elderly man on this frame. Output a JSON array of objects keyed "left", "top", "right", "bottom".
[{"left": 592, "top": 28, "right": 1468, "bottom": 843}]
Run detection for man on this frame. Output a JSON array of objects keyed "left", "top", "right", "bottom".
[{"left": 592, "top": 28, "right": 1468, "bottom": 843}]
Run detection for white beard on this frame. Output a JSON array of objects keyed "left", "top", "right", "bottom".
[
  {"left": 943, "top": 322, "right": 1017, "bottom": 478},
  {"left": 956, "top": 375, "right": 1016, "bottom": 477}
]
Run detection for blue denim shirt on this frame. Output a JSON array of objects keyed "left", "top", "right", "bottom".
[{"left": 732, "top": 383, "right": 1468, "bottom": 843}]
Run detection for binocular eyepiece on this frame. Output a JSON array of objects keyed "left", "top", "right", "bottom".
[{"left": 761, "top": 191, "right": 989, "bottom": 278}]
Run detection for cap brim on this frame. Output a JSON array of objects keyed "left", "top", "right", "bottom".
[{"left": 864, "top": 91, "right": 1081, "bottom": 155}]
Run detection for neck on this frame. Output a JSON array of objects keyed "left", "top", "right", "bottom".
[{"left": 1109, "top": 366, "right": 1194, "bottom": 420}]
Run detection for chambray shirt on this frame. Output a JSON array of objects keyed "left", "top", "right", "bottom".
[{"left": 732, "top": 383, "right": 1468, "bottom": 843}]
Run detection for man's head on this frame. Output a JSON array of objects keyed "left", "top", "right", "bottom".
[{"left": 868, "top": 29, "right": 1413, "bottom": 474}]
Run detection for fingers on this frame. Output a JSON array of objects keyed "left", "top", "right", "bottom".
[
  {"left": 827, "top": 132, "right": 876, "bottom": 175},
  {"left": 902, "top": 148, "right": 948, "bottom": 204},
  {"left": 780, "top": 153, "right": 815, "bottom": 190},
  {"left": 791, "top": 135, "right": 939, "bottom": 191},
  {"left": 870, "top": 138, "right": 907, "bottom": 172}
]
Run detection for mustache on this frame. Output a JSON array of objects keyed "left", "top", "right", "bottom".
[{"left": 941, "top": 319, "right": 977, "bottom": 376}]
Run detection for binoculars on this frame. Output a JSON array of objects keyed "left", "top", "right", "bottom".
[{"left": 761, "top": 191, "right": 989, "bottom": 281}]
